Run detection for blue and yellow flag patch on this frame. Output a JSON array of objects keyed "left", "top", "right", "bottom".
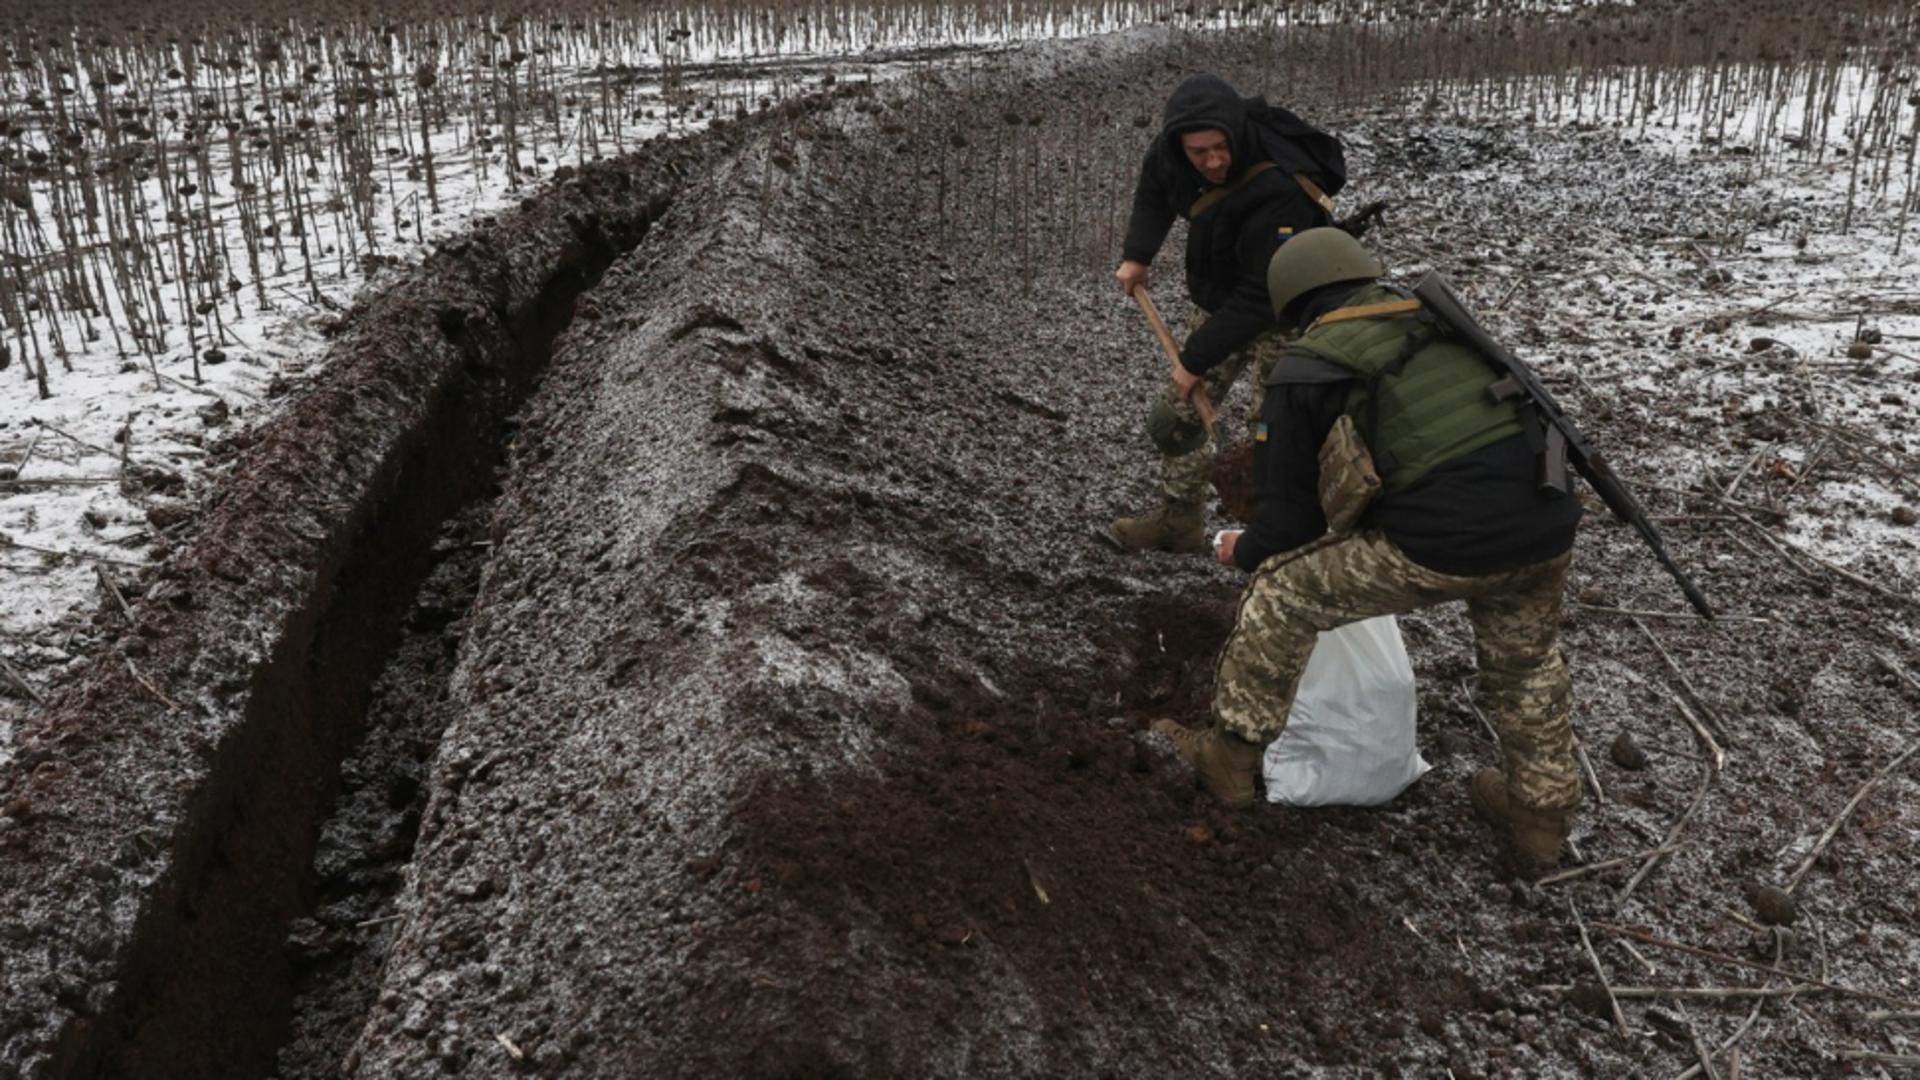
[
  {"left": 1255, "top": 422, "right": 1270, "bottom": 442},
  {"left": 1276, "top": 226, "right": 1295, "bottom": 242}
]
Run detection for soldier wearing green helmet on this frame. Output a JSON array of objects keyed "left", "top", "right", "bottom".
[{"left": 1153, "top": 227, "right": 1585, "bottom": 878}]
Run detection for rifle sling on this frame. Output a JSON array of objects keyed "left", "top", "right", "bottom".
[
  {"left": 1292, "top": 171, "right": 1338, "bottom": 216},
  {"left": 1187, "top": 162, "right": 1337, "bottom": 220},
  {"left": 1187, "top": 160, "right": 1276, "bottom": 219}
]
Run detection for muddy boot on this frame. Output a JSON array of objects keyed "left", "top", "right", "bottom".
[
  {"left": 1151, "top": 720, "right": 1265, "bottom": 808},
  {"left": 1107, "top": 500, "right": 1206, "bottom": 554},
  {"left": 1470, "top": 767, "right": 1574, "bottom": 878}
]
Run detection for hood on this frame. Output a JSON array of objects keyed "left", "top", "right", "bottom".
[{"left": 1158, "top": 73, "right": 1254, "bottom": 181}]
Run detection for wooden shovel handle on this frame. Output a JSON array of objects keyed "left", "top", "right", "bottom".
[{"left": 1132, "top": 287, "right": 1216, "bottom": 436}]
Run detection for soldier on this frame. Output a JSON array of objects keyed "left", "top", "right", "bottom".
[
  {"left": 1109, "top": 73, "right": 1342, "bottom": 553},
  {"left": 1153, "top": 228, "right": 1585, "bottom": 877}
]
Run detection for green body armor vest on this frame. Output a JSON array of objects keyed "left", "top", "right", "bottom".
[{"left": 1276, "top": 285, "right": 1524, "bottom": 493}]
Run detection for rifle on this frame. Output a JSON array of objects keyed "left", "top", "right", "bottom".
[
  {"left": 1411, "top": 271, "right": 1716, "bottom": 620},
  {"left": 1335, "top": 199, "right": 1390, "bottom": 240}
]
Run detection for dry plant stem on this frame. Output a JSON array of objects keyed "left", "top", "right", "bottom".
[
  {"left": 1539, "top": 845, "right": 1679, "bottom": 887},
  {"left": 1687, "top": 1023, "right": 1723, "bottom": 1080},
  {"left": 1592, "top": 923, "right": 1920, "bottom": 1012},
  {"left": 0, "top": 653, "right": 47, "bottom": 705},
  {"left": 1458, "top": 677, "right": 1502, "bottom": 745},
  {"left": 13, "top": 430, "right": 43, "bottom": 477},
  {"left": 124, "top": 656, "right": 179, "bottom": 712},
  {"left": 1617, "top": 756, "right": 1713, "bottom": 910},
  {"left": 1772, "top": 536, "right": 1920, "bottom": 611},
  {"left": 1721, "top": 442, "right": 1773, "bottom": 499},
  {"left": 1575, "top": 603, "right": 1769, "bottom": 624},
  {"left": 1632, "top": 615, "right": 1731, "bottom": 742},
  {"left": 1865, "top": 1011, "right": 1920, "bottom": 1023},
  {"left": 1813, "top": 916, "right": 1831, "bottom": 982},
  {"left": 96, "top": 566, "right": 133, "bottom": 620},
  {"left": 1781, "top": 435, "right": 1829, "bottom": 498},
  {"left": 1874, "top": 651, "right": 1920, "bottom": 696},
  {"left": 1668, "top": 933, "right": 1797, "bottom": 1080},
  {"left": 1653, "top": 482, "right": 1782, "bottom": 521},
  {"left": 1574, "top": 735, "right": 1607, "bottom": 805},
  {"left": 1836, "top": 1051, "right": 1920, "bottom": 1067},
  {"left": 1686, "top": 295, "right": 1790, "bottom": 329},
  {"left": 1722, "top": 508, "right": 1819, "bottom": 577},
  {"left": 1571, "top": 899, "right": 1630, "bottom": 1039},
  {"left": 32, "top": 420, "right": 116, "bottom": 458},
  {"left": 1783, "top": 735, "right": 1920, "bottom": 894},
  {"left": 0, "top": 535, "right": 145, "bottom": 568},
  {"left": 1619, "top": 938, "right": 1657, "bottom": 975},
  {"left": 0, "top": 477, "right": 119, "bottom": 488},
  {"left": 1670, "top": 697, "right": 1727, "bottom": 773},
  {"left": 1542, "top": 983, "right": 1823, "bottom": 1001},
  {"left": 1791, "top": 414, "right": 1920, "bottom": 472},
  {"left": 152, "top": 369, "right": 226, "bottom": 400}
]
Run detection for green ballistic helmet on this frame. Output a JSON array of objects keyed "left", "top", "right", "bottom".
[{"left": 1266, "top": 227, "right": 1384, "bottom": 318}]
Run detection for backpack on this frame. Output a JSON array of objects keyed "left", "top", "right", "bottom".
[{"left": 1245, "top": 99, "right": 1347, "bottom": 201}]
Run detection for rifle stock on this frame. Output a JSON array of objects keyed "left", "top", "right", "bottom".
[{"left": 1412, "top": 272, "right": 1716, "bottom": 620}]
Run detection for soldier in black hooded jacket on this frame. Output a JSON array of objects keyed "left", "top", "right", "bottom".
[{"left": 1108, "top": 72, "right": 1340, "bottom": 554}]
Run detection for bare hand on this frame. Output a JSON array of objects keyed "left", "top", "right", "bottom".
[
  {"left": 1171, "top": 360, "right": 1202, "bottom": 400},
  {"left": 1115, "top": 260, "right": 1149, "bottom": 296},
  {"left": 1214, "top": 530, "right": 1242, "bottom": 567}
]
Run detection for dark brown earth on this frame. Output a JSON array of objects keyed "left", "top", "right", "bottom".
[{"left": 5, "top": 27, "right": 1920, "bottom": 1080}]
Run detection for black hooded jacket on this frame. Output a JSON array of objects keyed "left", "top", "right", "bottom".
[{"left": 1121, "top": 74, "right": 1333, "bottom": 375}]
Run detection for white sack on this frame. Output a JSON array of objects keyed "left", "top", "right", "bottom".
[{"left": 1263, "top": 615, "right": 1428, "bottom": 807}]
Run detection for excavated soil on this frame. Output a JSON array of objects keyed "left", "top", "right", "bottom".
[{"left": 4, "top": 27, "right": 1918, "bottom": 1080}]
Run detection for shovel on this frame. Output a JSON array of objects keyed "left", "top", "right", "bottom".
[
  {"left": 1131, "top": 287, "right": 1258, "bottom": 522},
  {"left": 1131, "top": 286, "right": 1215, "bottom": 438}
]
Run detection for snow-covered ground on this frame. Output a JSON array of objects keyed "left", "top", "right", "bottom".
[
  {"left": 1497, "top": 68, "right": 1920, "bottom": 571},
  {"left": 4, "top": 43, "right": 1917, "bottom": 759},
  {"left": 0, "top": 43, "right": 957, "bottom": 750}
]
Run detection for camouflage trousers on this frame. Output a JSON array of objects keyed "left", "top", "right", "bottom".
[
  {"left": 1156, "top": 312, "right": 1290, "bottom": 506},
  {"left": 1214, "top": 530, "right": 1580, "bottom": 812}
]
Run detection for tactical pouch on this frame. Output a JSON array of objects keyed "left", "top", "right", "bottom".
[{"left": 1317, "top": 414, "right": 1381, "bottom": 532}]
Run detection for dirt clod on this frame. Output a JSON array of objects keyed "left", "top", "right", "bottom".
[
  {"left": 1609, "top": 731, "right": 1649, "bottom": 771},
  {"left": 1566, "top": 981, "right": 1612, "bottom": 1020},
  {"left": 1753, "top": 884, "right": 1798, "bottom": 926}
]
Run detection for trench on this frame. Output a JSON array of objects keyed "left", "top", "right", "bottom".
[{"left": 87, "top": 192, "right": 672, "bottom": 1080}]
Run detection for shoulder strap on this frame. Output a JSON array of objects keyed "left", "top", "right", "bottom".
[
  {"left": 1292, "top": 171, "right": 1337, "bottom": 216},
  {"left": 1187, "top": 160, "right": 1277, "bottom": 219},
  {"left": 1308, "top": 298, "right": 1423, "bottom": 331}
]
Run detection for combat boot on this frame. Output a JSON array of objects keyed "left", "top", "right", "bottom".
[
  {"left": 1152, "top": 720, "right": 1265, "bottom": 808},
  {"left": 1470, "top": 767, "right": 1574, "bottom": 878},
  {"left": 1107, "top": 500, "right": 1206, "bottom": 554}
]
